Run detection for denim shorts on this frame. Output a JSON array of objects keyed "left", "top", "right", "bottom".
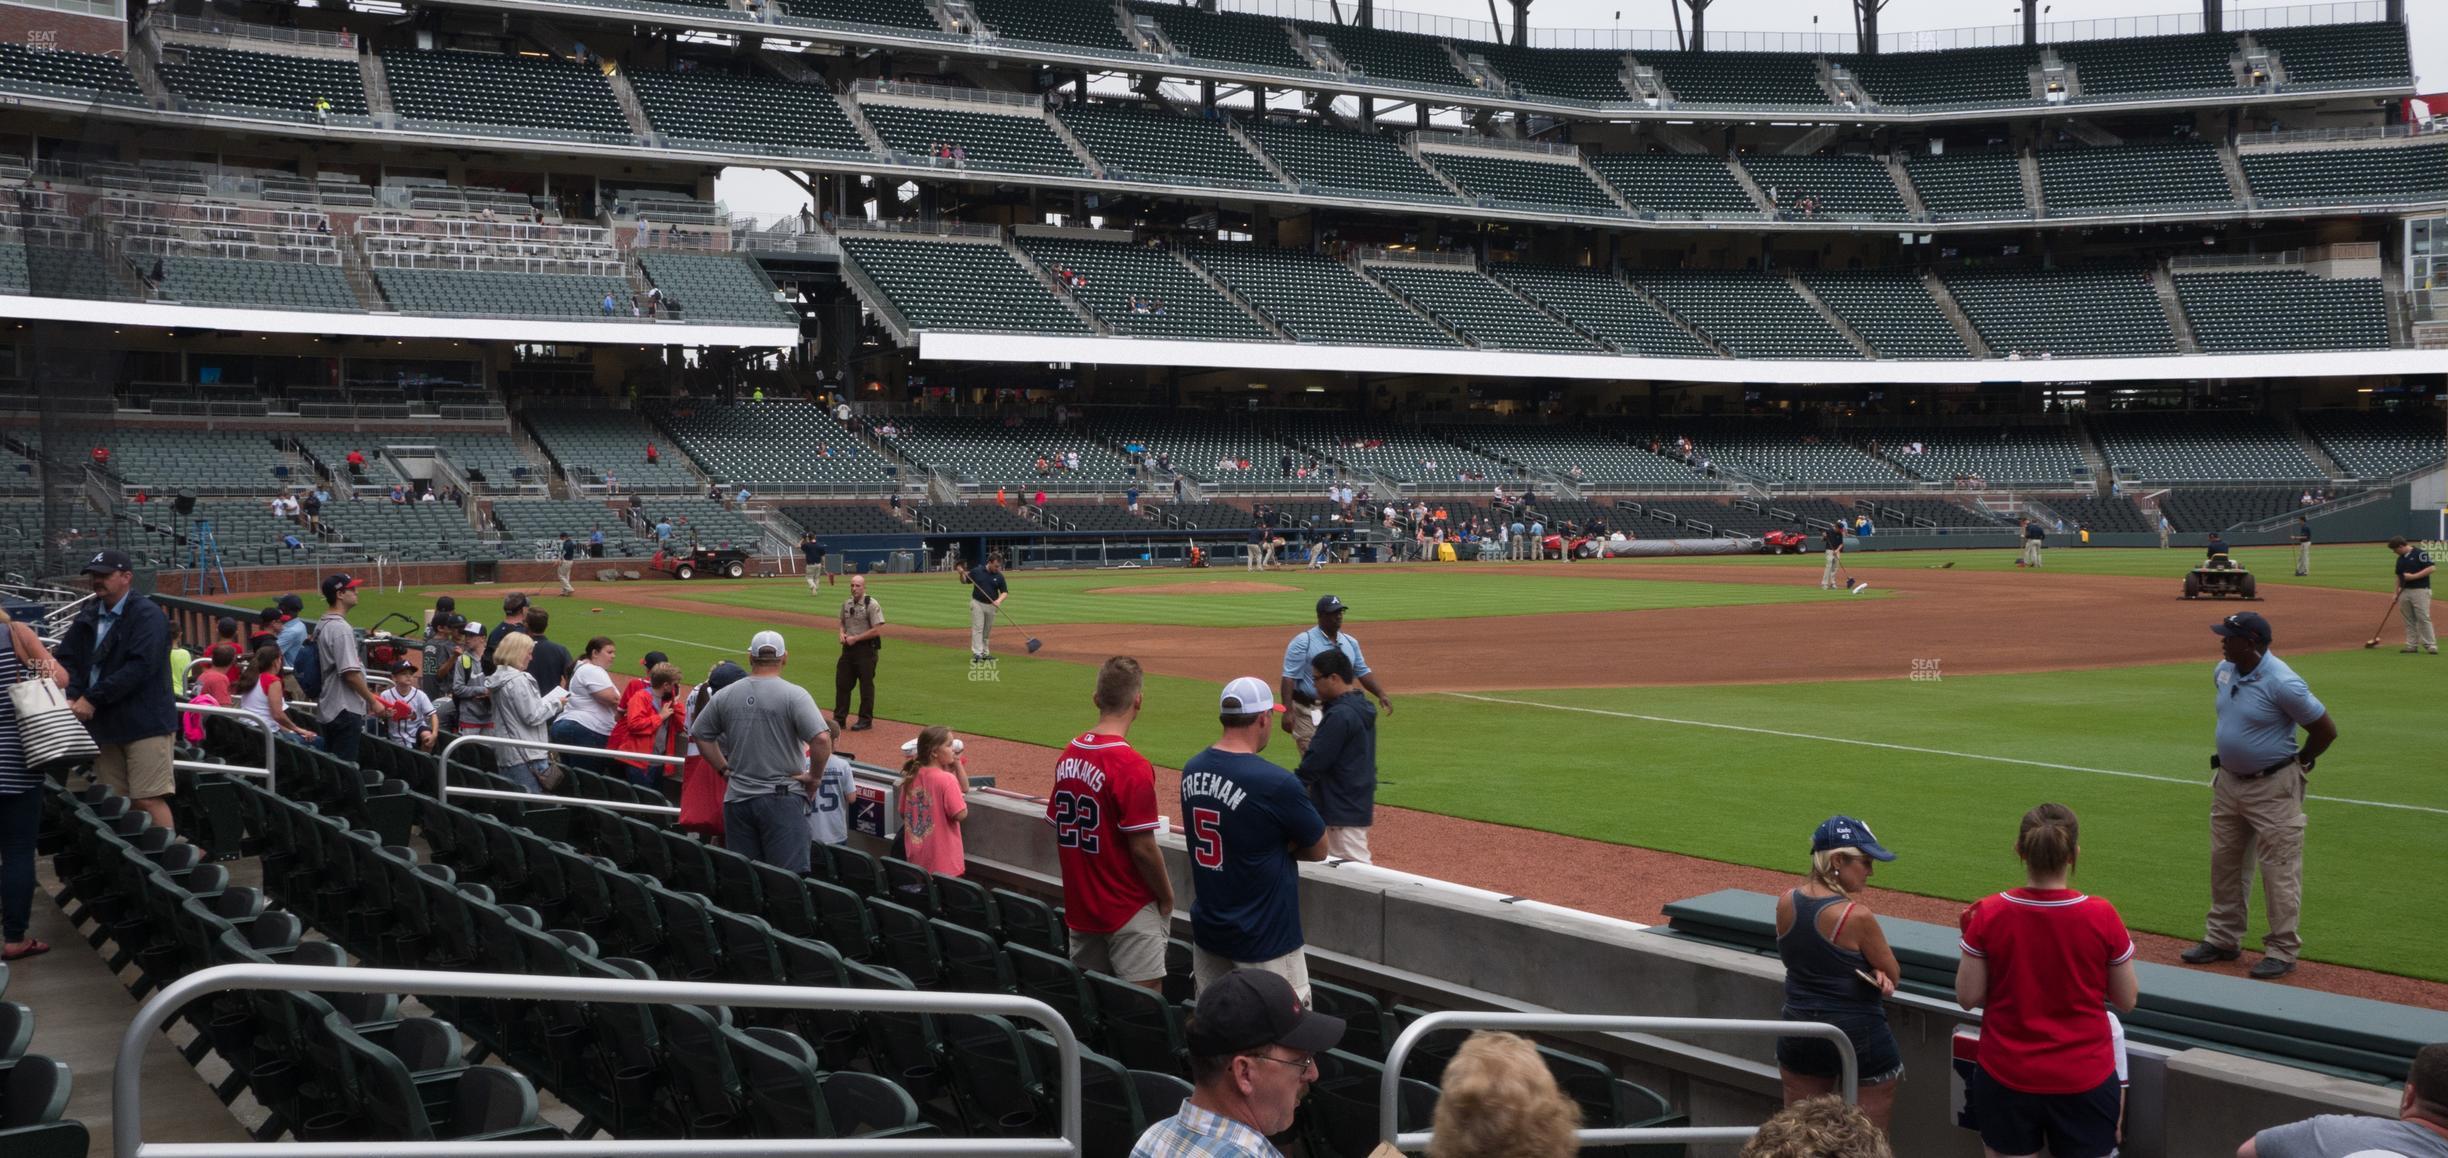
[{"left": 1777, "top": 1006, "right": 1904, "bottom": 1085}]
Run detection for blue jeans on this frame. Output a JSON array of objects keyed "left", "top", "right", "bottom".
[
  {"left": 724, "top": 790, "right": 811, "bottom": 874},
  {"left": 1, "top": 788, "right": 39, "bottom": 942},
  {"left": 318, "top": 711, "right": 364, "bottom": 764},
  {"left": 549, "top": 719, "right": 612, "bottom": 777},
  {"left": 500, "top": 759, "right": 549, "bottom": 794}
]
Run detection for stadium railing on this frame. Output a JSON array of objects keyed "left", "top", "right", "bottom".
[
  {"left": 113, "top": 963, "right": 1085, "bottom": 1158},
  {"left": 174, "top": 703, "right": 275, "bottom": 794}
]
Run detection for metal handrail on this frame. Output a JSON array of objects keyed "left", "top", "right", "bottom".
[
  {"left": 1377, "top": 1012, "right": 1856, "bottom": 1151},
  {"left": 172, "top": 703, "right": 275, "bottom": 793},
  {"left": 114, "top": 964, "right": 1081, "bottom": 1158},
  {"left": 438, "top": 732, "right": 684, "bottom": 816}
]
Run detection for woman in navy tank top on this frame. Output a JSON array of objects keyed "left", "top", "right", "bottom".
[{"left": 1775, "top": 815, "right": 1907, "bottom": 1134}]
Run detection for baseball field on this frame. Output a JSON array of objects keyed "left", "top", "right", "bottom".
[{"left": 333, "top": 541, "right": 2446, "bottom": 997}]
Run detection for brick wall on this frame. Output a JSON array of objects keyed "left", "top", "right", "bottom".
[
  {"left": 162, "top": 559, "right": 590, "bottom": 599},
  {"left": 0, "top": 5, "right": 127, "bottom": 58}
]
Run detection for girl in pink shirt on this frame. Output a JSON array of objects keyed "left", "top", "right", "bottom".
[{"left": 897, "top": 726, "right": 969, "bottom": 878}]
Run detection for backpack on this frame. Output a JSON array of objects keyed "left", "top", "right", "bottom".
[{"left": 293, "top": 625, "right": 324, "bottom": 696}]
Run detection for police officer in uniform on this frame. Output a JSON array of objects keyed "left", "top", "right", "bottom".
[{"left": 834, "top": 573, "right": 884, "bottom": 731}]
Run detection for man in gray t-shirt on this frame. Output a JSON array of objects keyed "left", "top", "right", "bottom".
[
  {"left": 689, "top": 630, "right": 831, "bottom": 872},
  {"left": 312, "top": 574, "right": 378, "bottom": 765},
  {"left": 2244, "top": 1043, "right": 2448, "bottom": 1158}
]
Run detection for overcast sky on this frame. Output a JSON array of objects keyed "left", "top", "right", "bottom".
[{"left": 717, "top": 1, "right": 2440, "bottom": 216}]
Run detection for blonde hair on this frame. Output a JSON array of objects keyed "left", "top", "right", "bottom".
[
  {"left": 1808, "top": 848, "right": 1866, "bottom": 899},
  {"left": 1739, "top": 1095, "right": 1892, "bottom": 1158},
  {"left": 492, "top": 631, "right": 536, "bottom": 669},
  {"left": 1425, "top": 1032, "right": 1580, "bottom": 1158}
]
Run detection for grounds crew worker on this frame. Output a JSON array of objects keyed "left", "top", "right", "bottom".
[
  {"left": 1279, "top": 595, "right": 1392, "bottom": 755},
  {"left": 2019, "top": 517, "right": 2045, "bottom": 568},
  {"left": 2291, "top": 516, "right": 2313, "bottom": 577},
  {"left": 834, "top": 573, "right": 883, "bottom": 732},
  {"left": 962, "top": 554, "right": 1008, "bottom": 664},
  {"left": 556, "top": 532, "right": 579, "bottom": 596},
  {"left": 2391, "top": 536, "right": 2437, "bottom": 654},
  {"left": 2179, "top": 611, "right": 2337, "bottom": 980},
  {"left": 1820, "top": 522, "right": 1845, "bottom": 590}
]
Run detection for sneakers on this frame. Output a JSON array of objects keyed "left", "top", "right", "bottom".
[
  {"left": 2178, "top": 941, "right": 2240, "bottom": 964},
  {"left": 2405, "top": 647, "right": 2422, "bottom": 654},
  {"left": 2249, "top": 958, "right": 2298, "bottom": 980},
  {"left": 849, "top": 720, "right": 873, "bottom": 732}
]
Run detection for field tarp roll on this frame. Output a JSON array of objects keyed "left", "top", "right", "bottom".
[{"left": 1600, "top": 537, "right": 1759, "bottom": 558}]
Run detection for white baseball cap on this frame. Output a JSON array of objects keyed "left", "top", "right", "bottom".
[
  {"left": 749, "top": 630, "right": 788, "bottom": 659},
  {"left": 900, "top": 736, "right": 966, "bottom": 757},
  {"left": 1220, "top": 676, "right": 1281, "bottom": 715}
]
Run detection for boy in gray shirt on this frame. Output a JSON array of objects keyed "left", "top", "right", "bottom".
[
  {"left": 689, "top": 630, "right": 830, "bottom": 872},
  {"left": 2243, "top": 1044, "right": 2448, "bottom": 1158}
]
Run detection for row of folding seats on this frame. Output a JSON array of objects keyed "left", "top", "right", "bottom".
[
  {"left": 1241, "top": 116, "right": 1458, "bottom": 202},
  {"left": 380, "top": 51, "right": 629, "bottom": 140},
  {"left": 1015, "top": 234, "right": 1277, "bottom": 342},
  {"left": 647, "top": 401, "right": 889, "bottom": 487},
  {"left": 1586, "top": 153, "right": 1759, "bottom": 219},
  {"left": 630, "top": 69, "right": 871, "bottom": 155},
  {"left": 1184, "top": 244, "right": 1459, "bottom": 348},
  {"left": 2037, "top": 141, "right": 2235, "bottom": 216},
  {"left": 1426, "top": 151, "right": 1622, "bottom": 216},
  {"left": 1132, "top": 1, "right": 1310, "bottom": 73},
  {"left": 1799, "top": 270, "right": 1968, "bottom": 360},
  {"left": 157, "top": 45, "right": 369, "bottom": 118},
  {"left": 1633, "top": 270, "right": 1862, "bottom": 360},
  {"left": 2241, "top": 143, "right": 2448, "bottom": 207},
  {"left": 837, "top": 235, "right": 1093, "bottom": 335},
  {"left": 0, "top": 994, "right": 82, "bottom": 1158},
  {"left": 1367, "top": 264, "right": 1601, "bottom": 353},
  {"left": 2057, "top": 32, "right": 2238, "bottom": 97},
  {"left": 2295, "top": 410, "right": 2447, "bottom": 478},
  {"left": 1055, "top": 101, "right": 1281, "bottom": 190},
  {"left": 973, "top": 0, "right": 1135, "bottom": 53},
  {"left": 1641, "top": 50, "right": 1828, "bottom": 107},
  {"left": 860, "top": 103, "right": 1088, "bottom": 175},
  {"left": 1486, "top": 262, "right": 1718, "bottom": 359},
  {"left": 1902, "top": 149, "right": 2029, "bottom": 219},
  {"left": 2173, "top": 270, "right": 2389, "bottom": 353},
  {"left": 1740, "top": 153, "right": 1910, "bottom": 220}
]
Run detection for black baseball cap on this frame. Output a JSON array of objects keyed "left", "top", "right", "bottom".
[
  {"left": 2212, "top": 612, "right": 2273, "bottom": 647},
  {"left": 81, "top": 549, "right": 133, "bottom": 576},
  {"left": 276, "top": 593, "right": 304, "bottom": 615},
  {"left": 320, "top": 573, "right": 363, "bottom": 601},
  {"left": 641, "top": 651, "right": 669, "bottom": 670},
  {"left": 1185, "top": 969, "right": 1345, "bottom": 1057},
  {"left": 1316, "top": 595, "right": 1347, "bottom": 615},
  {"left": 704, "top": 660, "right": 748, "bottom": 693}
]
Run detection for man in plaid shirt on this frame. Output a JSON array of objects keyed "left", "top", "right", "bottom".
[{"left": 1132, "top": 970, "right": 1344, "bottom": 1158}]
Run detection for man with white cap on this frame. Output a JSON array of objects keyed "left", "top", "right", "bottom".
[
  {"left": 1180, "top": 677, "right": 1327, "bottom": 1002},
  {"left": 689, "top": 630, "right": 831, "bottom": 872}
]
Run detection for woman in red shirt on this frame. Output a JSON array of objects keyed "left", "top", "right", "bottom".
[{"left": 1956, "top": 803, "right": 2139, "bottom": 1158}]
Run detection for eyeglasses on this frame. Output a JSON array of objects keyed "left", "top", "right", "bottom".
[{"left": 1244, "top": 1052, "right": 1315, "bottom": 1076}]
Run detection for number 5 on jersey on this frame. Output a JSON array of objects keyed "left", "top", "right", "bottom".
[{"left": 1191, "top": 807, "right": 1224, "bottom": 869}]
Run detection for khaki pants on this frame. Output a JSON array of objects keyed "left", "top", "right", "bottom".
[
  {"left": 2404, "top": 587, "right": 2437, "bottom": 651},
  {"left": 2205, "top": 762, "right": 2306, "bottom": 963},
  {"left": 2296, "top": 541, "right": 2312, "bottom": 576},
  {"left": 969, "top": 600, "right": 998, "bottom": 659},
  {"left": 555, "top": 557, "right": 575, "bottom": 594},
  {"left": 1822, "top": 549, "right": 1841, "bottom": 589},
  {"left": 96, "top": 734, "right": 176, "bottom": 800},
  {"left": 1068, "top": 901, "right": 1169, "bottom": 984},
  {"left": 1288, "top": 703, "right": 1320, "bottom": 754},
  {"left": 1191, "top": 943, "right": 1310, "bottom": 1005},
  {"left": 1326, "top": 826, "right": 1371, "bottom": 863},
  {"left": 2021, "top": 540, "right": 2042, "bottom": 567},
  {"left": 2159, "top": 525, "right": 2171, "bottom": 548}
]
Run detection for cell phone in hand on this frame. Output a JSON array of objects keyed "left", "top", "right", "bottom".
[{"left": 1856, "top": 968, "right": 1884, "bottom": 989}]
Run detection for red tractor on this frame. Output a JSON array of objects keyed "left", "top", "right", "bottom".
[{"left": 1761, "top": 529, "right": 1811, "bottom": 555}]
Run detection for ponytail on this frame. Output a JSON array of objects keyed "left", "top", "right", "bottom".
[
  {"left": 2016, "top": 802, "right": 2081, "bottom": 879},
  {"left": 899, "top": 724, "right": 951, "bottom": 796},
  {"left": 1808, "top": 848, "right": 1859, "bottom": 898}
]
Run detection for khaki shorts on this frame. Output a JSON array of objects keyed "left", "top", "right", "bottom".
[
  {"left": 1326, "top": 826, "right": 1372, "bottom": 863},
  {"left": 96, "top": 734, "right": 176, "bottom": 800},
  {"left": 1192, "top": 943, "right": 1310, "bottom": 1005},
  {"left": 1068, "top": 901, "right": 1169, "bottom": 984}
]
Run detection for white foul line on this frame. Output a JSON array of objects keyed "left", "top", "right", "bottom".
[
  {"left": 636, "top": 633, "right": 741, "bottom": 654},
  {"left": 1442, "top": 692, "right": 2448, "bottom": 817}
]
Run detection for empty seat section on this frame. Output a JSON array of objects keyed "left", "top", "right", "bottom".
[
  {"left": 1868, "top": 499, "right": 2006, "bottom": 528},
  {"left": 319, "top": 501, "right": 483, "bottom": 558},
  {"left": 160, "top": 256, "right": 357, "bottom": 312},
  {"left": 1740, "top": 154, "right": 1909, "bottom": 220},
  {"left": 1800, "top": 271, "right": 1967, "bottom": 359},
  {"left": 1587, "top": 153, "right": 1757, "bottom": 218},
  {"left": 0, "top": 42, "right": 142, "bottom": 101},
  {"left": 381, "top": 51, "right": 628, "bottom": 139},
  {"left": 2241, "top": 144, "right": 2448, "bottom": 207},
  {"left": 777, "top": 0, "right": 941, "bottom": 31},
  {"left": 1903, "top": 149, "right": 2029, "bottom": 219},
  {"left": 1055, "top": 102, "right": 1279, "bottom": 189},
  {"left": 1633, "top": 270, "right": 1861, "bottom": 360},
  {"left": 2049, "top": 495, "right": 2153, "bottom": 533},
  {"left": 1015, "top": 235, "right": 1274, "bottom": 341},
  {"left": 1295, "top": 22, "right": 1471, "bottom": 88},
  {"left": 1865, "top": 425, "right": 2090, "bottom": 485},
  {"left": 1081, "top": 410, "right": 1309, "bottom": 487},
  {"left": 1134, "top": 3, "right": 1310, "bottom": 73},
  {"left": 2175, "top": 270, "right": 2388, "bottom": 353},
  {"left": 1185, "top": 245, "right": 1457, "bottom": 347},
  {"left": 650, "top": 401, "right": 888, "bottom": 488},
  {"left": 860, "top": 102, "right": 1086, "bottom": 174},
  {"left": 638, "top": 252, "right": 798, "bottom": 326},
  {"left": 1487, "top": 263, "right": 1715, "bottom": 358},
  {"left": 2297, "top": 410, "right": 2445, "bottom": 478},
  {"left": 2258, "top": 22, "right": 2413, "bottom": 90},
  {"left": 2089, "top": 413, "right": 2324, "bottom": 482},
  {"left": 839, "top": 236, "right": 1090, "bottom": 335},
  {"left": 1843, "top": 46, "right": 2038, "bottom": 109},
  {"left": 974, "top": 0, "right": 1135, "bottom": 52},
  {"left": 631, "top": 70, "right": 871, "bottom": 155},
  {"left": 2058, "top": 33, "right": 2240, "bottom": 98},
  {"left": 2037, "top": 142, "right": 2234, "bottom": 215},
  {"left": 1269, "top": 417, "right": 1510, "bottom": 483},
  {"left": 886, "top": 417, "right": 1133, "bottom": 486},
  {"left": 0, "top": 243, "right": 118, "bottom": 300},
  {"left": 780, "top": 503, "right": 907, "bottom": 535},
  {"left": 1424, "top": 151, "right": 1620, "bottom": 215},
  {"left": 1243, "top": 117, "right": 1456, "bottom": 202},
  {"left": 374, "top": 269, "right": 632, "bottom": 319},
  {"left": 526, "top": 410, "right": 704, "bottom": 490},
  {"left": 1440, "top": 426, "right": 1694, "bottom": 485},
  {"left": 2159, "top": 486, "right": 2321, "bottom": 530},
  {"left": 1943, "top": 267, "right": 2174, "bottom": 357},
  {"left": 1643, "top": 50, "right": 1828, "bottom": 107},
  {"left": 73, "top": 427, "right": 286, "bottom": 490},
  {"left": 1366, "top": 264, "right": 1599, "bottom": 352},
  {"left": 157, "top": 46, "right": 369, "bottom": 118},
  {"left": 1472, "top": 45, "right": 1629, "bottom": 102},
  {"left": 1681, "top": 424, "right": 1906, "bottom": 485}
]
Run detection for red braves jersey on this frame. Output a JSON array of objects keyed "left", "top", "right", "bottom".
[
  {"left": 1959, "top": 888, "right": 2136, "bottom": 1095},
  {"left": 1048, "top": 733, "right": 1162, "bottom": 934}
]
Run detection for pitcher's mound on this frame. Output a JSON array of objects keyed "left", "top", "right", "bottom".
[{"left": 1087, "top": 581, "right": 1298, "bottom": 597}]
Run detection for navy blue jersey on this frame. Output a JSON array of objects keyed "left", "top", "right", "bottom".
[{"left": 1180, "top": 747, "right": 1324, "bottom": 962}]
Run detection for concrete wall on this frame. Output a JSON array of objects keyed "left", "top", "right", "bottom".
[{"left": 955, "top": 792, "right": 2407, "bottom": 1158}]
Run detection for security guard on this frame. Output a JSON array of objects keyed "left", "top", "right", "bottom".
[
  {"left": 834, "top": 573, "right": 885, "bottom": 731},
  {"left": 2181, "top": 612, "right": 2338, "bottom": 980}
]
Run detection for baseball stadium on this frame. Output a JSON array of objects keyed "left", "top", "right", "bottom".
[{"left": 0, "top": 0, "right": 2442, "bottom": 1154}]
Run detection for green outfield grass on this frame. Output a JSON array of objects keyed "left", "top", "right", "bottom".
[
  {"left": 653, "top": 566, "right": 1858, "bottom": 630},
  {"left": 1645, "top": 543, "right": 2415, "bottom": 595},
  {"left": 324, "top": 564, "right": 2447, "bottom": 981}
]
